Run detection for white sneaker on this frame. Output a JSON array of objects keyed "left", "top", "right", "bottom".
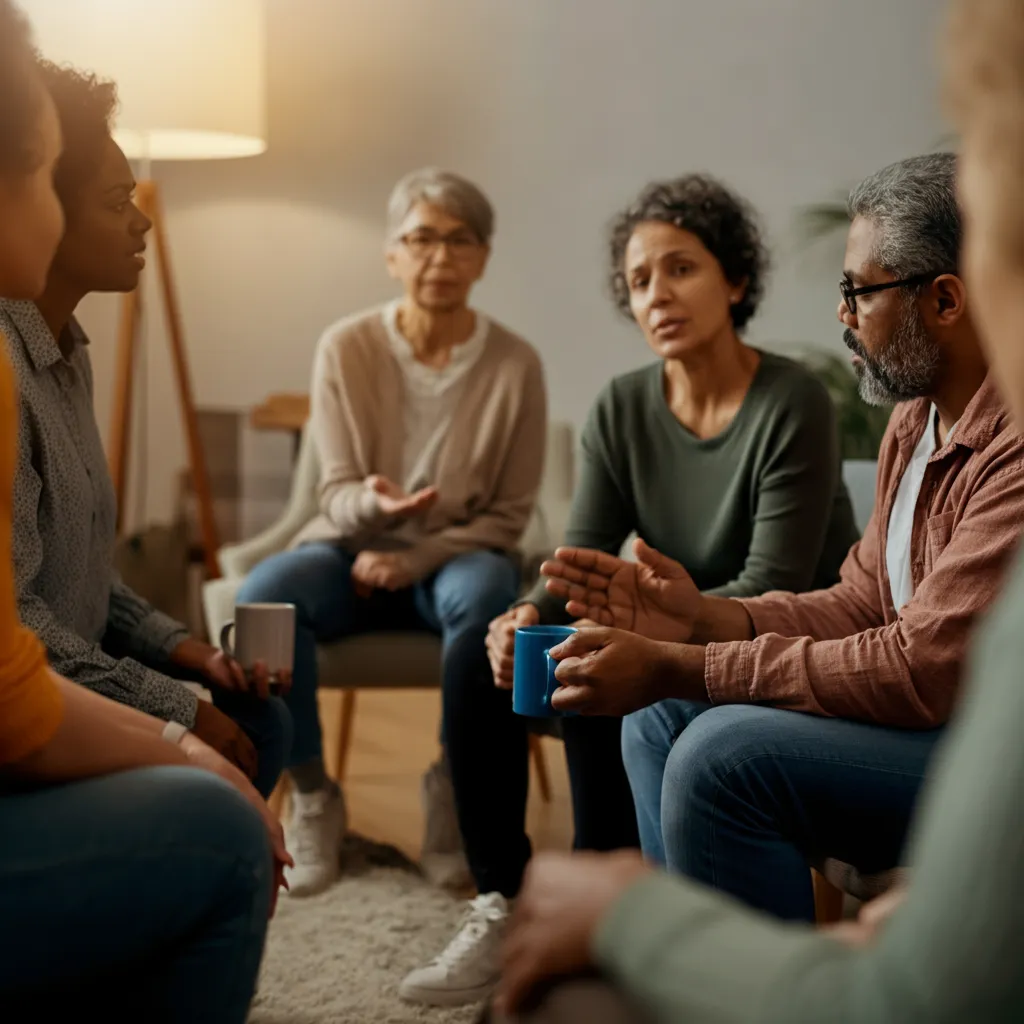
[
  {"left": 399, "top": 892, "right": 509, "bottom": 1006},
  {"left": 283, "top": 784, "right": 347, "bottom": 898},
  {"left": 420, "top": 757, "right": 472, "bottom": 892}
]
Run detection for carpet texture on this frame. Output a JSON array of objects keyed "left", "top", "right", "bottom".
[{"left": 250, "top": 835, "right": 484, "bottom": 1024}]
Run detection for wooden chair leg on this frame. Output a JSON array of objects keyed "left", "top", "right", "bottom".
[
  {"left": 813, "top": 869, "right": 845, "bottom": 925},
  {"left": 331, "top": 689, "right": 357, "bottom": 784},
  {"left": 529, "top": 734, "right": 552, "bottom": 804}
]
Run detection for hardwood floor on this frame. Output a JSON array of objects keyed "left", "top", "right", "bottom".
[{"left": 318, "top": 689, "right": 575, "bottom": 862}]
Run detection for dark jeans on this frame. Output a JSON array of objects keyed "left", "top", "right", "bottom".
[
  {"left": 210, "top": 687, "right": 292, "bottom": 799},
  {"left": 445, "top": 624, "right": 640, "bottom": 898},
  {"left": 163, "top": 663, "right": 292, "bottom": 800},
  {"left": 237, "top": 542, "right": 521, "bottom": 769},
  {"left": 0, "top": 767, "right": 271, "bottom": 1023},
  {"left": 622, "top": 700, "right": 942, "bottom": 921}
]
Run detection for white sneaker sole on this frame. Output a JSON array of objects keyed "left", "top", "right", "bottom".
[
  {"left": 283, "top": 869, "right": 339, "bottom": 899},
  {"left": 398, "top": 977, "right": 497, "bottom": 1007}
]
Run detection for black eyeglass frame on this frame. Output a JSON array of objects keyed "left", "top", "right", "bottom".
[{"left": 839, "top": 271, "right": 942, "bottom": 316}]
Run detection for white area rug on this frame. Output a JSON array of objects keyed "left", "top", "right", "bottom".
[{"left": 250, "top": 836, "right": 483, "bottom": 1024}]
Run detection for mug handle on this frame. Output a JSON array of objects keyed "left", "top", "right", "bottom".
[
  {"left": 544, "top": 648, "right": 560, "bottom": 714},
  {"left": 219, "top": 620, "right": 235, "bottom": 660}
]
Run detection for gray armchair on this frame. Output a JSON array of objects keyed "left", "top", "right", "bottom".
[{"left": 202, "top": 422, "right": 576, "bottom": 789}]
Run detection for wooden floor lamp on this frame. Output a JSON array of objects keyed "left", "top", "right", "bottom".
[{"left": 29, "top": 0, "right": 268, "bottom": 579}]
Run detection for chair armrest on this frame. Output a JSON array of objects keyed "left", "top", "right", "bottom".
[
  {"left": 218, "top": 510, "right": 308, "bottom": 579},
  {"left": 202, "top": 577, "right": 242, "bottom": 645},
  {"left": 218, "top": 427, "right": 321, "bottom": 579}
]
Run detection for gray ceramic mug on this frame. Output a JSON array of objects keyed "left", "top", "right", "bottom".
[{"left": 220, "top": 602, "right": 296, "bottom": 682}]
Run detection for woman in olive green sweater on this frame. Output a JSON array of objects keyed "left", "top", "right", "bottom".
[{"left": 406, "top": 174, "right": 857, "bottom": 1008}]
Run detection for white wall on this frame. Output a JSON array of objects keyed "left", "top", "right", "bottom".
[{"left": 75, "top": 0, "right": 950, "bottom": 529}]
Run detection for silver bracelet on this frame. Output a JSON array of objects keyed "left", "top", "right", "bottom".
[{"left": 161, "top": 720, "right": 189, "bottom": 745}]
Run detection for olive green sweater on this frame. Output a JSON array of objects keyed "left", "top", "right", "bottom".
[{"left": 524, "top": 351, "right": 858, "bottom": 618}]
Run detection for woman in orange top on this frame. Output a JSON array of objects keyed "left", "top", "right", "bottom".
[{"left": 0, "top": 4, "right": 288, "bottom": 1018}]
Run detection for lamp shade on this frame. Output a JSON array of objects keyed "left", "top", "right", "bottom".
[{"left": 25, "top": 0, "right": 266, "bottom": 161}]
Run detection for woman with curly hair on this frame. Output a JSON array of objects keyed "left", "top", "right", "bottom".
[
  {"left": 0, "top": 60, "right": 293, "bottom": 802},
  {"left": 401, "top": 175, "right": 856, "bottom": 1007}
]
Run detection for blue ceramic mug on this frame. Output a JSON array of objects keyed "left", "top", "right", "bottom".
[{"left": 512, "top": 625, "right": 578, "bottom": 717}]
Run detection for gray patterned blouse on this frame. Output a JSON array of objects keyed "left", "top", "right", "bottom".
[{"left": 0, "top": 300, "right": 196, "bottom": 725}]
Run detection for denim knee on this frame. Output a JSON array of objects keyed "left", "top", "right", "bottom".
[
  {"left": 660, "top": 706, "right": 771, "bottom": 862},
  {"left": 434, "top": 551, "right": 520, "bottom": 634},
  {"left": 621, "top": 705, "right": 671, "bottom": 777},
  {"left": 158, "top": 769, "right": 272, "bottom": 874}
]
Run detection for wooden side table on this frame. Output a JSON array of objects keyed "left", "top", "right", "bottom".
[{"left": 250, "top": 393, "right": 310, "bottom": 460}]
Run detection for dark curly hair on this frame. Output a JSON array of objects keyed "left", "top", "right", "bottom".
[
  {"left": 608, "top": 174, "right": 769, "bottom": 331},
  {"left": 0, "top": 0, "right": 45, "bottom": 176},
  {"left": 36, "top": 60, "right": 118, "bottom": 211}
]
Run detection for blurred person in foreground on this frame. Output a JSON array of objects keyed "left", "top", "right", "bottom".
[
  {"left": 0, "top": 4, "right": 288, "bottom": 1021},
  {"left": 484, "top": 2, "right": 1024, "bottom": 1021},
  {"left": 0, "top": 62, "right": 292, "bottom": 800}
]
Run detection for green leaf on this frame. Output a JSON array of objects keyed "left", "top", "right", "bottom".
[{"left": 798, "top": 350, "right": 891, "bottom": 460}]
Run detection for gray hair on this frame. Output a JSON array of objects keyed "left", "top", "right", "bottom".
[
  {"left": 848, "top": 153, "right": 962, "bottom": 278},
  {"left": 386, "top": 168, "right": 495, "bottom": 245}
]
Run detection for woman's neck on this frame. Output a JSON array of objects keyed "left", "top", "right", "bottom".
[
  {"left": 396, "top": 298, "right": 476, "bottom": 369},
  {"left": 663, "top": 329, "right": 761, "bottom": 439},
  {"left": 34, "top": 276, "right": 85, "bottom": 360}
]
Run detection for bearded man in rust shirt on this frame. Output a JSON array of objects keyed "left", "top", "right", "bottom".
[{"left": 537, "top": 153, "right": 1024, "bottom": 922}]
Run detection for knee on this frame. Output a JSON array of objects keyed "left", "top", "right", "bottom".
[
  {"left": 237, "top": 554, "right": 299, "bottom": 609},
  {"left": 662, "top": 706, "right": 772, "bottom": 811},
  {"left": 437, "top": 552, "right": 520, "bottom": 631},
  {"left": 621, "top": 705, "right": 670, "bottom": 778},
  {"left": 157, "top": 769, "right": 272, "bottom": 875},
  {"left": 441, "top": 623, "right": 493, "bottom": 699}
]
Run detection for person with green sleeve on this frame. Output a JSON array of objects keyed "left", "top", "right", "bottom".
[{"left": 486, "top": 1, "right": 1024, "bottom": 1020}]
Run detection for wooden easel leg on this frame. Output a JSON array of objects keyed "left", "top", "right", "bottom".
[
  {"left": 107, "top": 179, "right": 222, "bottom": 579},
  {"left": 109, "top": 285, "right": 141, "bottom": 528},
  {"left": 147, "top": 181, "right": 222, "bottom": 579}
]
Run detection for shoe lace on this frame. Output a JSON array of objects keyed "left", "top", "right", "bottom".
[{"left": 432, "top": 896, "right": 505, "bottom": 970}]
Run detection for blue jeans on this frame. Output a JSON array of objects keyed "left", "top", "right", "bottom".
[
  {"left": 237, "top": 543, "right": 520, "bottom": 768},
  {"left": 0, "top": 767, "right": 271, "bottom": 1022},
  {"left": 622, "top": 700, "right": 942, "bottom": 921}
]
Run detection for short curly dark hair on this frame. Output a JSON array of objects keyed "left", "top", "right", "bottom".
[
  {"left": 608, "top": 174, "right": 769, "bottom": 331},
  {"left": 36, "top": 60, "right": 118, "bottom": 211},
  {"left": 0, "top": 0, "right": 45, "bottom": 176}
]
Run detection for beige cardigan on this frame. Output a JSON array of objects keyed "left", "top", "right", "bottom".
[{"left": 293, "top": 306, "right": 548, "bottom": 581}]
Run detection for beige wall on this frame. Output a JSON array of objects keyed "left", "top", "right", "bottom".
[{"left": 75, "top": 0, "right": 949, "bottom": 530}]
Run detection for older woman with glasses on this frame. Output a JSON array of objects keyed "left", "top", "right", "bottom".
[{"left": 237, "top": 168, "right": 547, "bottom": 898}]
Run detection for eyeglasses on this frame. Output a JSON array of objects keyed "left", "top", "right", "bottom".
[
  {"left": 399, "top": 230, "right": 482, "bottom": 261},
  {"left": 839, "top": 271, "right": 941, "bottom": 316}
]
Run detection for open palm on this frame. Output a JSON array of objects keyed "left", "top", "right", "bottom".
[{"left": 541, "top": 538, "right": 700, "bottom": 643}]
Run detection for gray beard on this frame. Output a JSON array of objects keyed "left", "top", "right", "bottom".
[{"left": 846, "top": 301, "right": 941, "bottom": 407}]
